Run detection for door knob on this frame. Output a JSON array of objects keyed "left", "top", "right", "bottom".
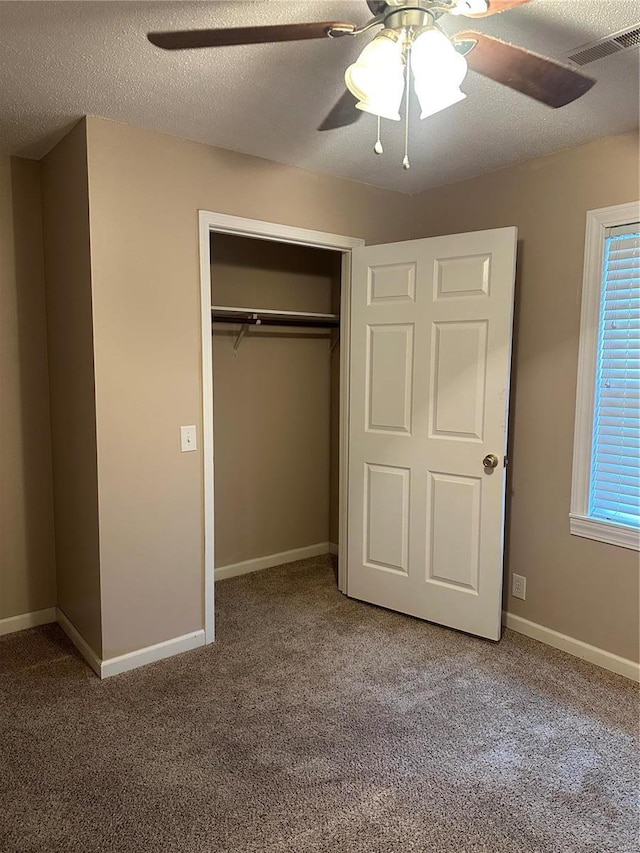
[{"left": 483, "top": 454, "right": 499, "bottom": 469}]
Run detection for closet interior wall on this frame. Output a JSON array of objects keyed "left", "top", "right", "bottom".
[{"left": 210, "top": 234, "right": 341, "bottom": 570}]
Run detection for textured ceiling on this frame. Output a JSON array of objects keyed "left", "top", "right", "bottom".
[{"left": 0, "top": 0, "right": 638, "bottom": 193}]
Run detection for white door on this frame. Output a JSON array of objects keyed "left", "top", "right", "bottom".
[{"left": 347, "top": 227, "right": 517, "bottom": 641}]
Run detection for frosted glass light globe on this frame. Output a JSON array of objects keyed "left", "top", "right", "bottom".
[
  {"left": 345, "top": 30, "right": 405, "bottom": 121},
  {"left": 411, "top": 28, "right": 468, "bottom": 119}
]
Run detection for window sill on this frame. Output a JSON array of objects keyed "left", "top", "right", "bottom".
[{"left": 570, "top": 514, "right": 640, "bottom": 551}]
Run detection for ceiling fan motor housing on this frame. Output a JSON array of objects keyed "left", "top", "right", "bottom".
[{"left": 384, "top": 8, "right": 435, "bottom": 34}]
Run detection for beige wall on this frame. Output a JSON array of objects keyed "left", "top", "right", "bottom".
[
  {"left": 85, "top": 116, "right": 413, "bottom": 658},
  {"left": 41, "top": 120, "right": 102, "bottom": 655},
  {"left": 211, "top": 234, "right": 339, "bottom": 567},
  {"left": 413, "top": 133, "right": 640, "bottom": 662},
  {"left": 0, "top": 155, "right": 56, "bottom": 619}
]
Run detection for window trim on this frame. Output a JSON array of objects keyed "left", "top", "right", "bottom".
[{"left": 571, "top": 201, "right": 640, "bottom": 551}]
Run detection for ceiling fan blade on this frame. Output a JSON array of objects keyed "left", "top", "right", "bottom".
[
  {"left": 455, "top": 31, "right": 596, "bottom": 107},
  {"left": 463, "top": 0, "right": 533, "bottom": 17},
  {"left": 318, "top": 91, "right": 362, "bottom": 131},
  {"left": 147, "top": 21, "right": 356, "bottom": 50}
]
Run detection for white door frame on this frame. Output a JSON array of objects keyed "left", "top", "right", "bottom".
[{"left": 198, "top": 211, "right": 364, "bottom": 643}]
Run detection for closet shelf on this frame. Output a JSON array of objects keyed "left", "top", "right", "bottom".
[{"left": 211, "top": 305, "right": 340, "bottom": 329}]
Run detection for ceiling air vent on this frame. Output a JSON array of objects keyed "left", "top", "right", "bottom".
[{"left": 567, "top": 24, "right": 640, "bottom": 66}]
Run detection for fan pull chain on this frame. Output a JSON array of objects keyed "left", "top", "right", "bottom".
[
  {"left": 402, "top": 50, "right": 411, "bottom": 170},
  {"left": 374, "top": 116, "right": 383, "bottom": 155}
]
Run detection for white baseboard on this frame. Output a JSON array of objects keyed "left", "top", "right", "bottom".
[
  {"left": 215, "top": 542, "right": 331, "bottom": 581},
  {"left": 57, "top": 606, "right": 205, "bottom": 679},
  {"left": 503, "top": 612, "right": 640, "bottom": 683},
  {"left": 101, "top": 630, "right": 205, "bottom": 678},
  {"left": 56, "top": 608, "right": 102, "bottom": 678},
  {"left": 329, "top": 542, "right": 339, "bottom": 556},
  {"left": 0, "top": 607, "right": 57, "bottom": 637}
]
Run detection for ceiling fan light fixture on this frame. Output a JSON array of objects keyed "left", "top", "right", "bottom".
[
  {"left": 345, "top": 29, "right": 405, "bottom": 121},
  {"left": 411, "top": 27, "right": 468, "bottom": 119}
]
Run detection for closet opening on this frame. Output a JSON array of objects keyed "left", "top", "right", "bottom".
[{"left": 200, "top": 214, "right": 363, "bottom": 643}]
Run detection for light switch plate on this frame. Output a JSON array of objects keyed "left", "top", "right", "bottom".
[{"left": 180, "top": 425, "right": 197, "bottom": 452}]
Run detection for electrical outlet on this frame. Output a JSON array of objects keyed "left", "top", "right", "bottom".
[{"left": 512, "top": 573, "right": 527, "bottom": 601}]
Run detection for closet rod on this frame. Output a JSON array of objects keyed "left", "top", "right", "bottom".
[
  {"left": 211, "top": 306, "right": 340, "bottom": 328},
  {"left": 213, "top": 315, "right": 339, "bottom": 329}
]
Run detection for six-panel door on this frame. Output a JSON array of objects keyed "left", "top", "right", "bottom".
[{"left": 347, "top": 228, "right": 517, "bottom": 640}]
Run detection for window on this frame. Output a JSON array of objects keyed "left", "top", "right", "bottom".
[{"left": 571, "top": 202, "right": 640, "bottom": 550}]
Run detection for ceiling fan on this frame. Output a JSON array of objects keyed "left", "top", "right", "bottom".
[{"left": 148, "top": 0, "right": 596, "bottom": 167}]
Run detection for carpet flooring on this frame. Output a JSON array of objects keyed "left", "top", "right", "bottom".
[{"left": 1, "top": 555, "right": 638, "bottom": 852}]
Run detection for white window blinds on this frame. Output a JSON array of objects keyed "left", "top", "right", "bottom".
[{"left": 590, "top": 223, "right": 640, "bottom": 528}]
